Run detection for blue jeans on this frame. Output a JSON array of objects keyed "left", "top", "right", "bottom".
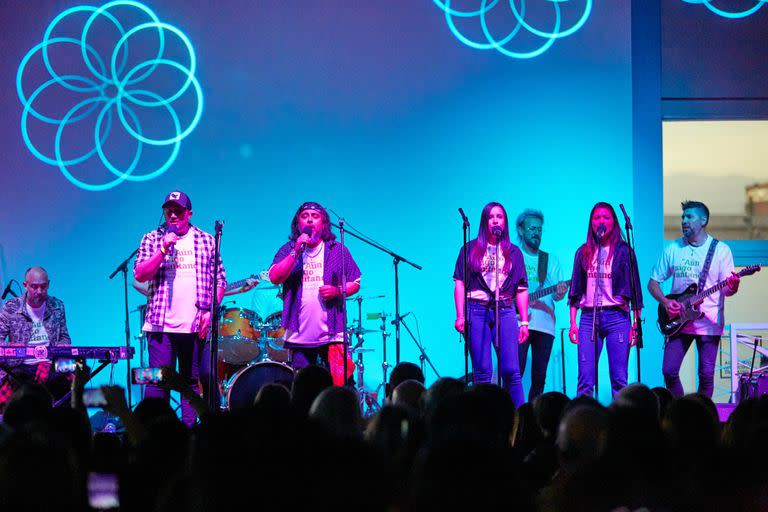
[
  {"left": 145, "top": 332, "right": 210, "bottom": 426},
  {"left": 518, "top": 330, "right": 555, "bottom": 402},
  {"left": 577, "top": 308, "right": 630, "bottom": 398},
  {"left": 662, "top": 334, "right": 720, "bottom": 398},
  {"left": 468, "top": 301, "right": 525, "bottom": 407}
]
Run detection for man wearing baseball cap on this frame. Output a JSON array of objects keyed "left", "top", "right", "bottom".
[
  {"left": 269, "top": 201, "right": 361, "bottom": 382},
  {"left": 134, "top": 190, "right": 226, "bottom": 425}
]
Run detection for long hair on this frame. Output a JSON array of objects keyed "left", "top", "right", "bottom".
[
  {"left": 289, "top": 202, "right": 336, "bottom": 242},
  {"left": 581, "top": 202, "right": 624, "bottom": 271},
  {"left": 470, "top": 202, "right": 513, "bottom": 274}
]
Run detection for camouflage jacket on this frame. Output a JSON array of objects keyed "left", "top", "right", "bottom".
[{"left": 0, "top": 294, "right": 72, "bottom": 346}]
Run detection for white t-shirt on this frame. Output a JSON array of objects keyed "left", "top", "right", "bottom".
[
  {"left": 285, "top": 242, "right": 341, "bottom": 346},
  {"left": 580, "top": 246, "right": 625, "bottom": 309},
  {"left": 468, "top": 244, "right": 509, "bottom": 301},
  {"left": 520, "top": 250, "right": 563, "bottom": 336},
  {"left": 143, "top": 231, "right": 198, "bottom": 333},
  {"left": 650, "top": 235, "right": 735, "bottom": 336},
  {"left": 24, "top": 301, "right": 49, "bottom": 364}
]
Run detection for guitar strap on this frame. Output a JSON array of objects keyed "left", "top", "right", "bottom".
[
  {"left": 537, "top": 251, "right": 549, "bottom": 286},
  {"left": 697, "top": 238, "right": 719, "bottom": 293}
]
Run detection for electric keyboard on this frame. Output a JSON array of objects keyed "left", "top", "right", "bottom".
[{"left": 0, "top": 345, "right": 134, "bottom": 362}]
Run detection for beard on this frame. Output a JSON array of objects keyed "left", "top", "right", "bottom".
[{"left": 525, "top": 236, "right": 541, "bottom": 250}]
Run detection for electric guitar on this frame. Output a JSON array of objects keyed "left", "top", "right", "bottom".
[
  {"left": 225, "top": 270, "right": 270, "bottom": 293},
  {"left": 657, "top": 265, "right": 761, "bottom": 336},
  {"left": 529, "top": 281, "right": 570, "bottom": 301}
]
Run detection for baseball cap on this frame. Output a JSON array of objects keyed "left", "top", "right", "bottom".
[{"left": 162, "top": 190, "right": 192, "bottom": 210}]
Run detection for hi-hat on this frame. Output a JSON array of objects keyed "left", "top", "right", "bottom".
[{"left": 347, "top": 327, "right": 379, "bottom": 335}]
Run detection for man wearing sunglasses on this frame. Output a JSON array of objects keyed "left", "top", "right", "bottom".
[{"left": 134, "top": 190, "right": 227, "bottom": 425}]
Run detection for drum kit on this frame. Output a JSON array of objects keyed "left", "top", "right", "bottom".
[
  {"left": 218, "top": 293, "right": 388, "bottom": 413},
  {"left": 217, "top": 304, "right": 293, "bottom": 410}
]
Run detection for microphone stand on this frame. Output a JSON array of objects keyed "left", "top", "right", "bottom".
[
  {"left": 592, "top": 240, "right": 604, "bottom": 401},
  {"left": 397, "top": 313, "right": 440, "bottom": 378},
  {"left": 621, "top": 207, "right": 643, "bottom": 381},
  {"left": 329, "top": 221, "right": 421, "bottom": 365},
  {"left": 495, "top": 240, "right": 502, "bottom": 387},
  {"left": 108, "top": 247, "right": 138, "bottom": 408},
  {"left": 459, "top": 208, "right": 470, "bottom": 386},
  {"left": 207, "top": 220, "right": 224, "bottom": 411},
  {"left": 339, "top": 218, "right": 349, "bottom": 386}
]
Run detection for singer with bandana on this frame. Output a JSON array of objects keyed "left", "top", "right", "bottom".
[{"left": 269, "top": 202, "right": 361, "bottom": 381}]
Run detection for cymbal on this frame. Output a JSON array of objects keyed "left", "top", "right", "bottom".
[
  {"left": 345, "top": 294, "right": 386, "bottom": 301},
  {"left": 255, "top": 284, "right": 280, "bottom": 290},
  {"left": 351, "top": 347, "right": 375, "bottom": 354}
]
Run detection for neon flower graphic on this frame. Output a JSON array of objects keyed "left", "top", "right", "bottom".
[
  {"left": 681, "top": 0, "right": 767, "bottom": 19},
  {"left": 17, "top": 1, "right": 203, "bottom": 191},
  {"left": 432, "top": 0, "right": 592, "bottom": 59}
]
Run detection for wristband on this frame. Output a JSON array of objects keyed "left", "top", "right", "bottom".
[
  {"left": 520, "top": 321, "right": 529, "bottom": 326},
  {"left": 160, "top": 245, "right": 167, "bottom": 255},
  {"left": 289, "top": 249, "right": 298, "bottom": 259}
]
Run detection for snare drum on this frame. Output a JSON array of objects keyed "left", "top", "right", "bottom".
[
  {"left": 224, "top": 361, "right": 294, "bottom": 410},
  {"left": 219, "top": 307, "right": 262, "bottom": 364}
]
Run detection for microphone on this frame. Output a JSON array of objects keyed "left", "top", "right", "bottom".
[
  {"left": 458, "top": 208, "right": 470, "bottom": 227},
  {"left": 619, "top": 203, "right": 633, "bottom": 229},
  {"left": 491, "top": 226, "right": 503, "bottom": 237},
  {"left": 1, "top": 280, "right": 17, "bottom": 300},
  {"left": 299, "top": 226, "right": 313, "bottom": 250},
  {"left": 596, "top": 224, "right": 607, "bottom": 239}
]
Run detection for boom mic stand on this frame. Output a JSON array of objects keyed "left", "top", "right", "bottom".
[
  {"left": 207, "top": 220, "right": 224, "bottom": 411},
  {"left": 109, "top": 247, "right": 138, "bottom": 408},
  {"left": 329, "top": 220, "right": 421, "bottom": 365},
  {"left": 620, "top": 204, "right": 643, "bottom": 381},
  {"left": 394, "top": 312, "right": 440, "bottom": 378}
]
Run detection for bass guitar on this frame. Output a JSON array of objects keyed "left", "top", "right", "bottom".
[{"left": 657, "top": 265, "right": 761, "bottom": 336}]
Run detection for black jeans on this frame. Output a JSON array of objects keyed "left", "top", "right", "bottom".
[{"left": 518, "top": 330, "right": 555, "bottom": 402}]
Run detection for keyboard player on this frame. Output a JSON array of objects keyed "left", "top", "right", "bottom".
[{"left": 0, "top": 266, "right": 72, "bottom": 406}]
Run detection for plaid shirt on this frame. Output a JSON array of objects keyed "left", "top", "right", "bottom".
[{"left": 134, "top": 224, "right": 226, "bottom": 330}]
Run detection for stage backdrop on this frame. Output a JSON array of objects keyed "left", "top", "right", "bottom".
[{"left": 1, "top": 0, "right": 649, "bottom": 404}]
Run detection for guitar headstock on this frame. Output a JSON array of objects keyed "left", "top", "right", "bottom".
[{"left": 740, "top": 264, "right": 762, "bottom": 277}]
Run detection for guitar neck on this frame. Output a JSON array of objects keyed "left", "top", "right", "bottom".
[
  {"left": 227, "top": 277, "right": 251, "bottom": 291},
  {"left": 530, "top": 281, "right": 567, "bottom": 301},
  {"left": 689, "top": 266, "right": 758, "bottom": 304},
  {"left": 226, "top": 270, "right": 270, "bottom": 291}
]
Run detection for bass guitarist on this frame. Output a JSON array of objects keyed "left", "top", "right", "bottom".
[
  {"left": 648, "top": 200, "right": 740, "bottom": 398},
  {"left": 515, "top": 209, "right": 568, "bottom": 402}
]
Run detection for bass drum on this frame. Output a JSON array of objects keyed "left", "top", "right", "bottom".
[{"left": 225, "top": 361, "right": 294, "bottom": 410}]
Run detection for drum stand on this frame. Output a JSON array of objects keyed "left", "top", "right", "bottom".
[{"left": 348, "top": 296, "right": 384, "bottom": 416}]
